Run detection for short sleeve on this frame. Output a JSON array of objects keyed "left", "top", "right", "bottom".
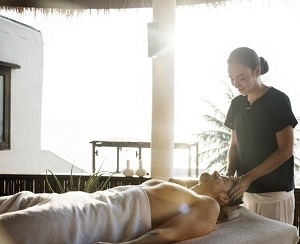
[
  {"left": 224, "top": 100, "right": 235, "bottom": 130},
  {"left": 273, "top": 93, "right": 298, "bottom": 132}
]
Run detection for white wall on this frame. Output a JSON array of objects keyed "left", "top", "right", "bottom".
[{"left": 0, "top": 16, "right": 83, "bottom": 174}]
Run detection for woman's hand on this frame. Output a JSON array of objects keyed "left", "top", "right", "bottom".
[{"left": 229, "top": 174, "right": 252, "bottom": 201}]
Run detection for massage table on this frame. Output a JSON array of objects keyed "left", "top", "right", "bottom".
[
  {"left": 177, "top": 206, "right": 299, "bottom": 244},
  {"left": 0, "top": 185, "right": 299, "bottom": 243},
  {"left": 170, "top": 177, "right": 299, "bottom": 244}
]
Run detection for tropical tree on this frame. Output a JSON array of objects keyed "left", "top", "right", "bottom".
[{"left": 195, "top": 82, "right": 236, "bottom": 173}]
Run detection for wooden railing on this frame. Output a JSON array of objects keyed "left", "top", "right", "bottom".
[{"left": 0, "top": 174, "right": 150, "bottom": 196}]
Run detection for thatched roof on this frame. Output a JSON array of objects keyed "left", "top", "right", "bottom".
[{"left": 0, "top": 0, "right": 229, "bottom": 12}]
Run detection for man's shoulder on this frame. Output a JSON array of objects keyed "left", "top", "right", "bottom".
[
  {"left": 192, "top": 195, "right": 220, "bottom": 210},
  {"left": 141, "top": 179, "right": 167, "bottom": 186}
]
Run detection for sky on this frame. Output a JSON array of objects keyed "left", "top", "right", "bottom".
[
  {"left": 1, "top": 1, "right": 300, "bottom": 125},
  {"left": 0, "top": 0, "right": 299, "bottom": 173}
]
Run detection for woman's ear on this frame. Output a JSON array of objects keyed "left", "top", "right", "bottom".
[{"left": 255, "top": 65, "right": 261, "bottom": 76}]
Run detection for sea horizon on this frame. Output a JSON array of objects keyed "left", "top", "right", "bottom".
[{"left": 41, "top": 120, "right": 203, "bottom": 177}]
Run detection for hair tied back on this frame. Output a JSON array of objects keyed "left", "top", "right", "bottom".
[{"left": 259, "top": 57, "right": 269, "bottom": 75}]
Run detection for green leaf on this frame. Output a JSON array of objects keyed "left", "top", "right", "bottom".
[{"left": 46, "top": 169, "right": 65, "bottom": 193}]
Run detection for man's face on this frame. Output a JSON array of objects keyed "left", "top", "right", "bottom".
[{"left": 199, "top": 171, "right": 235, "bottom": 195}]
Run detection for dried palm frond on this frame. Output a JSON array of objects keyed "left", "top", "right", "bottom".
[{"left": 0, "top": 0, "right": 236, "bottom": 15}]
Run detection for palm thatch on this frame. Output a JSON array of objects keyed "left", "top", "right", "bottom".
[{"left": 0, "top": 0, "right": 233, "bottom": 14}]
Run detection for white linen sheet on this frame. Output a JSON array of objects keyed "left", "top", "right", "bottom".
[
  {"left": 0, "top": 190, "right": 298, "bottom": 244},
  {"left": 177, "top": 206, "right": 299, "bottom": 244},
  {"left": 0, "top": 187, "right": 151, "bottom": 244}
]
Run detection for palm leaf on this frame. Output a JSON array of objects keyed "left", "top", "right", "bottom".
[
  {"left": 222, "top": 81, "right": 236, "bottom": 101},
  {"left": 201, "top": 115, "right": 226, "bottom": 129},
  {"left": 195, "top": 83, "right": 235, "bottom": 172}
]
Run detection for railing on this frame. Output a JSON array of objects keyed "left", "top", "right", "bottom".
[
  {"left": 0, "top": 174, "right": 150, "bottom": 196},
  {"left": 90, "top": 140, "right": 199, "bottom": 176}
]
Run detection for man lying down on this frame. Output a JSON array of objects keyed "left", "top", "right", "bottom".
[{"left": 0, "top": 171, "right": 242, "bottom": 244}]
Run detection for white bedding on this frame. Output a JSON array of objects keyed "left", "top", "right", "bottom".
[
  {"left": 177, "top": 206, "right": 299, "bottom": 244},
  {"left": 0, "top": 190, "right": 298, "bottom": 244},
  {"left": 0, "top": 187, "right": 151, "bottom": 244}
]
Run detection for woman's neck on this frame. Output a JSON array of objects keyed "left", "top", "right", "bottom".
[{"left": 247, "top": 83, "right": 270, "bottom": 105}]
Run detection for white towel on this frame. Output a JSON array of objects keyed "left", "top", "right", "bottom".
[{"left": 0, "top": 186, "right": 151, "bottom": 244}]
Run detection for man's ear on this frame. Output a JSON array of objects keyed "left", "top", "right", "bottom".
[{"left": 217, "top": 193, "right": 230, "bottom": 205}]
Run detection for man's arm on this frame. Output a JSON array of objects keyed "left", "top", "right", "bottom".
[{"left": 123, "top": 196, "right": 220, "bottom": 244}]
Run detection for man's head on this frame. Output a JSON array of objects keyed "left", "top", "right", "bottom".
[{"left": 198, "top": 171, "right": 243, "bottom": 206}]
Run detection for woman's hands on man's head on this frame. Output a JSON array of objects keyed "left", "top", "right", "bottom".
[{"left": 229, "top": 174, "right": 252, "bottom": 201}]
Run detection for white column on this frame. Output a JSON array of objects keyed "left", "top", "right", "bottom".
[{"left": 150, "top": 0, "right": 176, "bottom": 180}]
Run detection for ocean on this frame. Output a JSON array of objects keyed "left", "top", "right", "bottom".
[
  {"left": 41, "top": 121, "right": 300, "bottom": 184},
  {"left": 41, "top": 121, "right": 202, "bottom": 177}
]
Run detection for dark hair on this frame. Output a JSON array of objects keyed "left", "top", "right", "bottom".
[
  {"left": 227, "top": 195, "right": 244, "bottom": 207},
  {"left": 227, "top": 47, "right": 269, "bottom": 75},
  {"left": 217, "top": 196, "right": 243, "bottom": 222},
  {"left": 217, "top": 181, "right": 244, "bottom": 222}
]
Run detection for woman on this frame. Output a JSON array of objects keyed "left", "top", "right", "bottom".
[{"left": 224, "top": 47, "right": 298, "bottom": 224}]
